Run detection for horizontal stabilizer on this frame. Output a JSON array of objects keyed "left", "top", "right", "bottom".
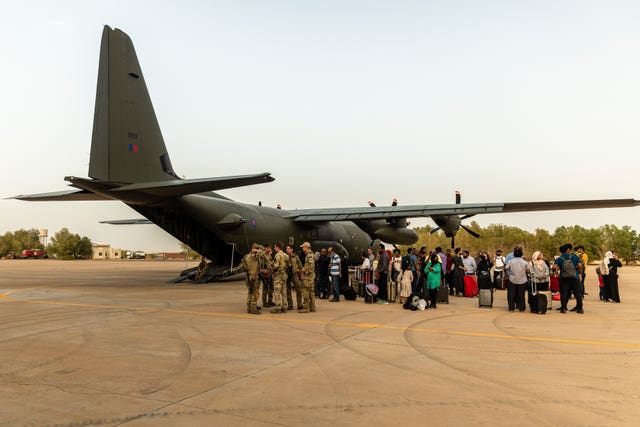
[
  {"left": 10, "top": 189, "right": 112, "bottom": 202},
  {"left": 99, "top": 218, "right": 153, "bottom": 225},
  {"left": 109, "top": 173, "right": 275, "bottom": 198}
]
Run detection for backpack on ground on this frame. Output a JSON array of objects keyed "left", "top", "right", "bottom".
[
  {"left": 560, "top": 255, "right": 577, "bottom": 278},
  {"left": 403, "top": 293, "right": 420, "bottom": 310}
]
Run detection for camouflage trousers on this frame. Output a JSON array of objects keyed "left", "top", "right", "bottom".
[
  {"left": 286, "top": 273, "right": 302, "bottom": 308},
  {"left": 273, "top": 273, "right": 288, "bottom": 310},
  {"left": 301, "top": 277, "right": 316, "bottom": 311},
  {"left": 261, "top": 276, "right": 273, "bottom": 304},
  {"left": 246, "top": 277, "right": 260, "bottom": 312}
]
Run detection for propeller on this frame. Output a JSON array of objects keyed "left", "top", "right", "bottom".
[
  {"left": 461, "top": 224, "right": 481, "bottom": 238},
  {"left": 430, "top": 191, "right": 481, "bottom": 248},
  {"left": 368, "top": 198, "right": 398, "bottom": 207}
]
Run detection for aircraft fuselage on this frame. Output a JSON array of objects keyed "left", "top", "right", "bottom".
[{"left": 132, "top": 194, "right": 374, "bottom": 266}]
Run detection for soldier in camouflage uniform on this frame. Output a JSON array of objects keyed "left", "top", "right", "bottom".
[
  {"left": 299, "top": 242, "right": 317, "bottom": 313},
  {"left": 271, "top": 242, "right": 289, "bottom": 313},
  {"left": 259, "top": 243, "right": 274, "bottom": 307},
  {"left": 239, "top": 244, "right": 261, "bottom": 314},
  {"left": 286, "top": 245, "right": 303, "bottom": 310},
  {"left": 195, "top": 256, "right": 208, "bottom": 281}
]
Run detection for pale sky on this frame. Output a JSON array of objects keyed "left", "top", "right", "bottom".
[{"left": 2, "top": 1, "right": 639, "bottom": 252}]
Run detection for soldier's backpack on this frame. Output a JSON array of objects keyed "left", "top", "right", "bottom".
[{"left": 560, "top": 255, "right": 577, "bottom": 278}]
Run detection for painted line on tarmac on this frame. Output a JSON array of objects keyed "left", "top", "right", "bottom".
[{"left": 2, "top": 289, "right": 639, "bottom": 349}]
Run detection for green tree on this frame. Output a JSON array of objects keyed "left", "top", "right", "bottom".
[
  {"left": 530, "top": 228, "right": 555, "bottom": 258},
  {"left": 0, "top": 232, "right": 11, "bottom": 257},
  {"left": 179, "top": 242, "right": 201, "bottom": 260},
  {"left": 47, "top": 228, "right": 93, "bottom": 259},
  {"left": 600, "top": 225, "right": 637, "bottom": 262},
  {"left": 409, "top": 223, "right": 639, "bottom": 262},
  {"left": 0, "top": 228, "right": 43, "bottom": 257}
]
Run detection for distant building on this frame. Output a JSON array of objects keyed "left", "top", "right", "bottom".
[
  {"left": 92, "top": 243, "right": 122, "bottom": 260},
  {"left": 154, "top": 252, "right": 186, "bottom": 260}
]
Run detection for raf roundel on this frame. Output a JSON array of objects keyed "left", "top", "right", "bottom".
[{"left": 250, "top": 218, "right": 257, "bottom": 228}]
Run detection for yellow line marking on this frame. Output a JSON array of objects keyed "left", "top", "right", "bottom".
[
  {"left": 0, "top": 285, "right": 49, "bottom": 301},
  {"left": 2, "top": 289, "right": 639, "bottom": 349}
]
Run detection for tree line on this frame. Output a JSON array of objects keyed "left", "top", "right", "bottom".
[
  {"left": 3, "top": 224, "right": 638, "bottom": 262},
  {"left": 0, "top": 228, "right": 93, "bottom": 259},
  {"left": 409, "top": 223, "right": 639, "bottom": 263}
]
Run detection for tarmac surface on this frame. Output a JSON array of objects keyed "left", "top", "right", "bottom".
[{"left": 1, "top": 260, "right": 639, "bottom": 427}]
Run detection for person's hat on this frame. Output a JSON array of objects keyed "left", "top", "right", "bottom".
[{"left": 300, "top": 242, "right": 311, "bottom": 248}]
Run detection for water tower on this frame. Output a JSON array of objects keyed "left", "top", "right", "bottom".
[{"left": 39, "top": 229, "right": 48, "bottom": 248}]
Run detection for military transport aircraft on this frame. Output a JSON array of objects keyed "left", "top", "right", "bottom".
[{"left": 14, "top": 26, "right": 639, "bottom": 277}]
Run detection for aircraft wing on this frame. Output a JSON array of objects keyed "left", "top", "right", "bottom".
[
  {"left": 99, "top": 219, "right": 154, "bottom": 225},
  {"left": 10, "top": 189, "right": 113, "bottom": 201},
  {"left": 285, "top": 198, "right": 640, "bottom": 222},
  {"left": 108, "top": 173, "right": 275, "bottom": 197}
]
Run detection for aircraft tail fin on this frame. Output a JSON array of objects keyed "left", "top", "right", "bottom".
[{"left": 89, "top": 25, "right": 178, "bottom": 184}]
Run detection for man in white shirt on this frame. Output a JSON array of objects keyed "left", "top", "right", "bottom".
[
  {"left": 505, "top": 247, "right": 530, "bottom": 312},
  {"left": 461, "top": 250, "right": 477, "bottom": 275}
]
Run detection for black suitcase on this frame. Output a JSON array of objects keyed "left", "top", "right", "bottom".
[
  {"left": 537, "top": 293, "right": 548, "bottom": 314},
  {"left": 364, "top": 292, "right": 375, "bottom": 304},
  {"left": 528, "top": 286, "right": 539, "bottom": 313},
  {"left": 342, "top": 285, "right": 357, "bottom": 301},
  {"left": 438, "top": 286, "right": 449, "bottom": 304},
  {"left": 357, "top": 280, "right": 365, "bottom": 298}
]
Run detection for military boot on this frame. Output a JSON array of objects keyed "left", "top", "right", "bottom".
[
  {"left": 298, "top": 308, "right": 309, "bottom": 313},
  {"left": 248, "top": 309, "right": 261, "bottom": 315},
  {"left": 271, "top": 308, "right": 284, "bottom": 314}
]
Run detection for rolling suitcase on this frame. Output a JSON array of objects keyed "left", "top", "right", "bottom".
[
  {"left": 539, "top": 290, "right": 552, "bottom": 311},
  {"left": 352, "top": 271, "right": 361, "bottom": 295},
  {"left": 365, "top": 283, "right": 378, "bottom": 304},
  {"left": 387, "top": 278, "right": 397, "bottom": 303},
  {"left": 438, "top": 285, "right": 450, "bottom": 304},
  {"left": 536, "top": 292, "right": 548, "bottom": 314},
  {"left": 550, "top": 275, "right": 560, "bottom": 292},
  {"left": 530, "top": 281, "right": 549, "bottom": 314},
  {"left": 463, "top": 275, "right": 478, "bottom": 297},
  {"left": 528, "top": 287, "right": 539, "bottom": 313},
  {"left": 354, "top": 269, "right": 366, "bottom": 297},
  {"left": 494, "top": 271, "right": 505, "bottom": 290},
  {"left": 478, "top": 289, "right": 493, "bottom": 308}
]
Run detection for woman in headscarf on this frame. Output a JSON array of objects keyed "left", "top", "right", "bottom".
[
  {"left": 528, "top": 251, "right": 550, "bottom": 313},
  {"left": 602, "top": 251, "right": 623, "bottom": 303}
]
